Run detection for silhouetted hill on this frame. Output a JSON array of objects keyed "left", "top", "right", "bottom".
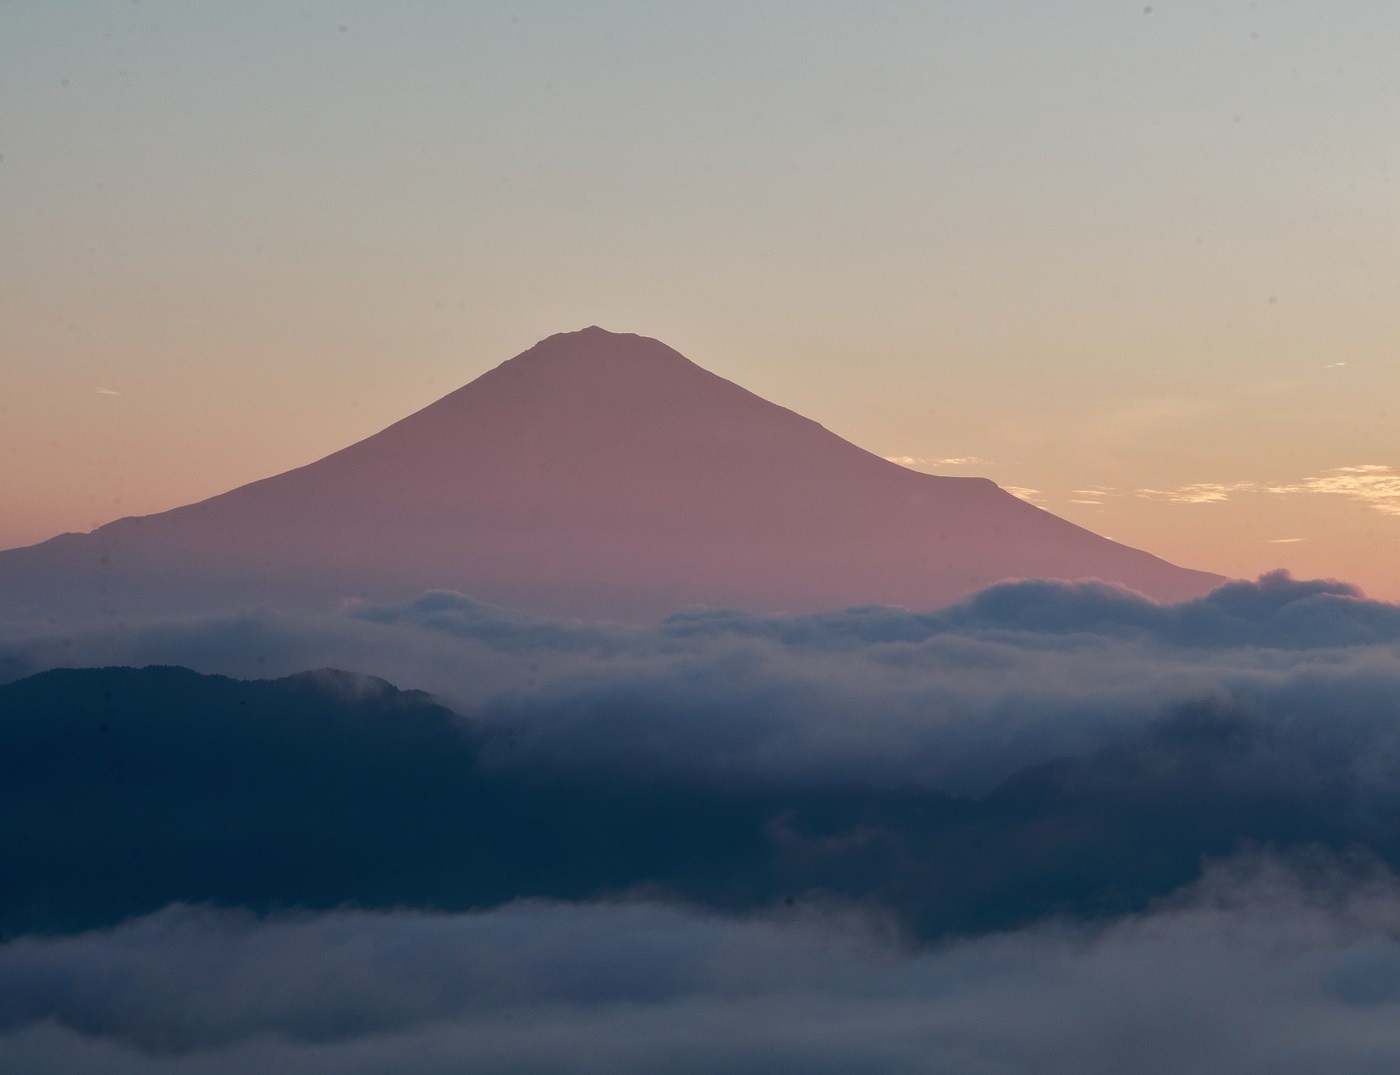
[{"left": 0, "top": 665, "right": 1377, "bottom": 939}]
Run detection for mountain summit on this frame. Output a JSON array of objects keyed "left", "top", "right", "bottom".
[{"left": 0, "top": 328, "right": 1222, "bottom": 622}]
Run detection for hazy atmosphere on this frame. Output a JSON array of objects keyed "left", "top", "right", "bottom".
[
  {"left": 4, "top": 3, "right": 1399, "bottom": 1073},
  {"left": 4, "top": 1, "right": 1398, "bottom": 594}
]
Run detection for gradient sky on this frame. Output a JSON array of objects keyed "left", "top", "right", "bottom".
[{"left": 3, "top": 1, "right": 1398, "bottom": 598}]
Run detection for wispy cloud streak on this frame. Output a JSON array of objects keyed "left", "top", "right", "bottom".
[
  {"left": 883, "top": 455, "right": 990, "bottom": 468},
  {"left": 1271, "top": 466, "right": 1400, "bottom": 516},
  {"left": 1137, "top": 482, "right": 1258, "bottom": 504}
]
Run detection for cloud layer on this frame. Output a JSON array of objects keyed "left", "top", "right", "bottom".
[
  {"left": 5, "top": 859, "right": 1400, "bottom": 1074},
  {"left": 6, "top": 574, "right": 1400, "bottom": 944},
  {"left": 5, "top": 575, "right": 1400, "bottom": 1068},
  {"left": 6, "top": 571, "right": 1400, "bottom": 796},
  {"left": 1126, "top": 465, "right": 1400, "bottom": 515}
]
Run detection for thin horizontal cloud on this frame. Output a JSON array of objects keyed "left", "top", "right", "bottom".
[
  {"left": 1136, "top": 482, "right": 1258, "bottom": 504},
  {"left": 94, "top": 388, "right": 120, "bottom": 396},
  {"left": 1130, "top": 468, "right": 1400, "bottom": 516},
  {"left": 1002, "top": 486, "right": 1043, "bottom": 504},
  {"left": 1270, "top": 466, "right": 1400, "bottom": 517},
  {"left": 1268, "top": 538, "right": 1305, "bottom": 544},
  {"left": 883, "top": 456, "right": 990, "bottom": 468}
]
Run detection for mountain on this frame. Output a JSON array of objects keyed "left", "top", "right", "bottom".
[{"left": 0, "top": 327, "right": 1222, "bottom": 623}]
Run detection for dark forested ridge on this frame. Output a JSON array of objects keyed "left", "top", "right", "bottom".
[{"left": 0, "top": 665, "right": 1385, "bottom": 940}]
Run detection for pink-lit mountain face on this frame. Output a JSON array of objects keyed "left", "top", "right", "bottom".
[{"left": 0, "top": 328, "right": 1223, "bottom": 623}]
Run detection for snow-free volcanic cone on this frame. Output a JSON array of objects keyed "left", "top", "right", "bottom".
[{"left": 0, "top": 328, "right": 1222, "bottom": 622}]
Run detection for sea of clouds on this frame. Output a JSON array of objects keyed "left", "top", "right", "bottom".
[
  {"left": 5, "top": 571, "right": 1400, "bottom": 1072},
  {"left": 5, "top": 571, "right": 1400, "bottom": 795},
  {"left": 4, "top": 859, "right": 1400, "bottom": 1074}
]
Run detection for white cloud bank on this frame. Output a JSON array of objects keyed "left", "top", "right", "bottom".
[
  {"left": 4, "top": 858, "right": 1400, "bottom": 1074},
  {"left": 5, "top": 572, "right": 1400, "bottom": 797}
]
